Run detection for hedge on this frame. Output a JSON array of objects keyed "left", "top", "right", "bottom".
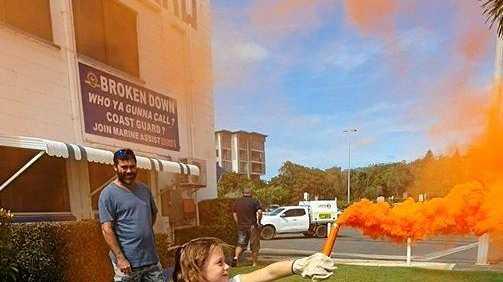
[
  {"left": 198, "top": 198, "right": 235, "bottom": 226},
  {"left": 174, "top": 224, "right": 237, "bottom": 246},
  {"left": 7, "top": 220, "right": 173, "bottom": 282},
  {"left": 0, "top": 198, "right": 242, "bottom": 281}
]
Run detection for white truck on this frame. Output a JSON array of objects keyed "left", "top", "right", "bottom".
[{"left": 260, "top": 200, "right": 338, "bottom": 240}]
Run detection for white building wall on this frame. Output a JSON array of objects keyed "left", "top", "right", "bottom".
[
  {"left": 0, "top": 2, "right": 74, "bottom": 143},
  {"left": 0, "top": 0, "right": 217, "bottom": 201}
]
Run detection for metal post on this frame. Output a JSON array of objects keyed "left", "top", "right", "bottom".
[
  {"left": 347, "top": 142, "right": 351, "bottom": 204},
  {"left": 407, "top": 237, "right": 412, "bottom": 265},
  {"left": 477, "top": 233, "right": 489, "bottom": 265},
  {"left": 343, "top": 129, "right": 357, "bottom": 204}
]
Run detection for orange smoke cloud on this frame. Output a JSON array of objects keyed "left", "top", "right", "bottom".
[
  {"left": 247, "top": 0, "right": 334, "bottom": 36},
  {"left": 337, "top": 182, "right": 486, "bottom": 242},
  {"left": 344, "top": 0, "right": 398, "bottom": 36},
  {"left": 338, "top": 83, "right": 503, "bottom": 242},
  {"left": 455, "top": 0, "right": 492, "bottom": 63}
]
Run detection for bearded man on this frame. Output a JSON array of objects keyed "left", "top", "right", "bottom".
[{"left": 98, "top": 148, "right": 163, "bottom": 282}]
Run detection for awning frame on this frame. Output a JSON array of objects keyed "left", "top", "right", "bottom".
[
  {"left": 0, "top": 151, "right": 45, "bottom": 192},
  {"left": 0, "top": 135, "right": 199, "bottom": 175},
  {"left": 0, "top": 135, "right": 200, "bottom": 193}
]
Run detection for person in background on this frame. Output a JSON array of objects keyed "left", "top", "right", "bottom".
[
  {"left": 171, "top": 237, "right": 336, "bottom": 282},
  {"left": 98, "top": 148, "right": 164, "bottom": 282},
  {"left": 232, "top": 187, "right": 262, "bottom": 266}
]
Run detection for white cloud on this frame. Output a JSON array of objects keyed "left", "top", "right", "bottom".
[
  {"left": 313, "top": 40, "right": 384, "bottom": 73},
  {"left": 231, "top": 41, "right": 269, "bottom": 63}
]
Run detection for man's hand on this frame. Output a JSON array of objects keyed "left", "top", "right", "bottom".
[
  {"left": 117, "top": 255, "right": 132, "bottom": 275},
  {"left": 293, "top": 253, "right": 336, "bottom": 280}
]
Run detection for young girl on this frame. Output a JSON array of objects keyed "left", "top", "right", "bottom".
[{"left": 172, "top": 237, "right": 336, "bottom": 282}]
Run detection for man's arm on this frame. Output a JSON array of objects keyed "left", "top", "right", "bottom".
[
  {"left": 148, "top": 186, "right": 158, "bottom": 226},
  {"left": 256, "top": 209, "right": 263, "bottom": 225},
  {"left": 152, "top": 211, "right": 157, "bottom": 226},
  {"left": 256, "top": 200, "right": 263, "bottom": 225},
  {"left": 233, "top": 212, "right": 238, "bottom": 224},
  {"left": 101, "top": 222, "right": 131, "bottom": 274}
]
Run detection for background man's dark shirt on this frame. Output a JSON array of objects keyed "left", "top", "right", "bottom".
[{"left": 233, "top": 196, "right": 261, "bottom": 230}]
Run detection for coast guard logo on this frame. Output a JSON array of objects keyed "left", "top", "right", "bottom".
[{"left": 84, "top": 71, "right": 99, "bottom": 88}]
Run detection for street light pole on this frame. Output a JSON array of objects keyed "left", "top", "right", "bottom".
[{"left": 343, "top": 128, "right": 358, "bottom": 204}]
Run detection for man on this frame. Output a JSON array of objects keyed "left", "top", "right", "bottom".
[
  {"left": 232, "top": 187, "right": 262, "bottom": 267},
  {"left": 98, "top": 148, "right": 164, "bottom": 282}
]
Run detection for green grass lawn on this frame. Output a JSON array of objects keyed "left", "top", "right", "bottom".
[{"left": 230, "top": 264, "right": 503, "bottom": 282}]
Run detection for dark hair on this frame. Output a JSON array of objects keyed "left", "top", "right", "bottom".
[
  {"left": 113, "top": 148, "right": 136, "bottom": 165},
  {"left": 171, "top": 237, "right": 231, "bottom": 282}
]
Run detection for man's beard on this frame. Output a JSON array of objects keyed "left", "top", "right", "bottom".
[{"left": 118, "top": 172, "right": 136, "bottom": 185}]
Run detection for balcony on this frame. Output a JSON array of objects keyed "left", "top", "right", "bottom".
[
  {"left": 222, "top": 161, "right": 232, "bottom": 171},
  {"left": 251, "top": 151, "right": 263, "bottom": 163},
  {"left": 239, "top": 149, "right": 248, "bottom": 161},
  {"left": 251, "top": 163, "right": 264, "bottom": 174},
  {"left": 239, "top": 162, "right": 248, "bottom": 174},
  {"left": 250, "top": 141, "right": 264, "bottom": 151},
  {"left": 221, "top": 149, "right": 231, "bottom": 161}
]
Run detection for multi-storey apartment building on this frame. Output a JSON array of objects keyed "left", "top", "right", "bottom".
[
  {"left": 215, "top": 130, "right": 266, "bottom": 180},
  {"left": 0, "top": 0, "right": 215, "bottom": 232}
]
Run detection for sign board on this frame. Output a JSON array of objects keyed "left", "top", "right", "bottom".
[{"left": 78, "top": 62, "right": 180, "bottom": 151}]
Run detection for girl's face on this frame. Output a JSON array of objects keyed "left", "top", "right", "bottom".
[{"left": 202, "top": 246, "right": 230, "bottom": 282}]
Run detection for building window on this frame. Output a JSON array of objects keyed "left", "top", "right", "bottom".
[
  {"left": 0, "top": 146, "right": 70, "bottom": 213},
  {"left": 171, "top": 0, "right": 197, "bottom": 29},
  {"left": 73, "top": 0, "right": 140, "bottom": 77},
  {"left": 0, "top": 0, "right": 53, "bottom": 42}
]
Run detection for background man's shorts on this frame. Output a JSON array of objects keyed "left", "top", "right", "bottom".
[{"left": 237, "top": 225, "right": 260, "bottom": 252}]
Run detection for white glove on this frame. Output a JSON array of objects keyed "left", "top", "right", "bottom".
[{"left": 292, "top": 253, "right": 337, "bottom": 281}]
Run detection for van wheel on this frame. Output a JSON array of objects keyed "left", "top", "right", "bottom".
[
  {"left": 314, "top": 225, "right": 327, "bottom": 238},
  {"left": 261, "top": 225, "right": 276, "bottom": 240},
  {"left": 303, "top": 232, "right": 314, "bottom": 238}
]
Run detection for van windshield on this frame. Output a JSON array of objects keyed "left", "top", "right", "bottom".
[{"left": 269, "top": 208, "right": 284, "bottom": 215}]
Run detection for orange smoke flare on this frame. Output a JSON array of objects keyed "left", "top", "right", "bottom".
[{"left": 322, "top": 223, "right": 340, "bottom": 256}]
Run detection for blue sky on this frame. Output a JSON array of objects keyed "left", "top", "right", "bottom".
[{"left": 211, "top": 0, "right": 496, "bottom": 179}]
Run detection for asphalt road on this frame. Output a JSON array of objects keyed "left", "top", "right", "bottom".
[{"left": 260, "top": 227, "right": 479, "bottom": 264}]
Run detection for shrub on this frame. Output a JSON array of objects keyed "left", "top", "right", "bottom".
[
  {"left": 174, "top": 224, "right": 237, "bottom": 246},
  {"left": 156, "top": 232, "right": 174, "bottom": 267},
  {"left": 198, "top": 198, "right": 235, "bottom": 226},
  {"left": 0, "top": 208, "right": 17, "bottom": 282},
  {"left": 8, "top": 220, "right": 173, "bottom": 281},
  {"left": 10, "top": 222, "right": 61, "bottom": 281}
]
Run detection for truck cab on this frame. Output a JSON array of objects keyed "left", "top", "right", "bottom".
[
  {"left": 260, "top": 200, "right": 338, "bottom": 240},
  {"left": 260, "top": 206, "right": 310, "bottom": 239}
]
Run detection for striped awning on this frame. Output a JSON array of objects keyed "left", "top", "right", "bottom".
[{"left": 0, "top": 135, "right": 199, "bottom": 176}]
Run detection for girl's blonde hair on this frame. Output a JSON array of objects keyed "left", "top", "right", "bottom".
[{"left": 172, "top": 237, "right": 231, "bottom": 282}]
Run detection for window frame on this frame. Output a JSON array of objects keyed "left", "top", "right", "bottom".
[
  {"left": 0, "top": 0, "right": 55, "bottom": 44},
  {"left": 72, "top": 0, "right": 140, "bottom": 78}
]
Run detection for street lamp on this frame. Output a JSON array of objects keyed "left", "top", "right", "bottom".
[{"left": 343, "top": 128, "right": 358, "bottom": 204}]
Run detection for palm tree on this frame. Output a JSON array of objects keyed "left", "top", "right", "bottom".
[{"left": 481, "top": 0, "right": 503, "bottom": 37}]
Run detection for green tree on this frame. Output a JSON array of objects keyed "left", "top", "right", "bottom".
[
  {"left": 253, "top": 185, "right": 291, "bottom": 207},
  {"left": 217, "top": 172, "right": 267, "bottom": 198},
  {"left": 217, "top": 172, "right": 253, "bottom": 198},
  {"left": 269, "top": 161, "right": 338, "bottom": 203}
]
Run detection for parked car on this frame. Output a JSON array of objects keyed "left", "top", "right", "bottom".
[
  {"left": 263, "top": 204, "right": 280, "bottom": 215},
  {"left": 260, "top": 200, "right": 338, "bottom": 240}
]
